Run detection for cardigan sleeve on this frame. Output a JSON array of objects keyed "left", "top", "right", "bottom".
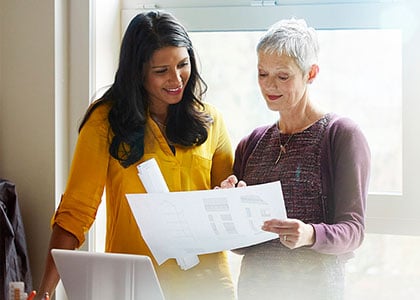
[{"left": 311, "top": 116, "right": 371, "bottom": 255}]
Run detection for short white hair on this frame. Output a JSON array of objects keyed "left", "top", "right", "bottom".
[{"left": 257, "top": 18, "right": 319, "bottom": 73}]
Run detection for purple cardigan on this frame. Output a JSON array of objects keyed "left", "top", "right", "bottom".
[{"left": 233, "top": 114, "right": 371, "bottom": 256}]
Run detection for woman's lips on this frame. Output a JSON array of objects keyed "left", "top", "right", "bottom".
[
  {"left": 267, "top": 94, "right": 281, "bottom": 101},
  {"left": 165, "top": 86, "right": 183, "bottom": 95}
]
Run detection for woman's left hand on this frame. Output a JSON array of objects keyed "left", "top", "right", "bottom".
[
  {"left": 262, "top": 218, "right": 315, "bottom": 249},
  {"left": 214, "top": 175, "right": 247, "bottom": 189}
]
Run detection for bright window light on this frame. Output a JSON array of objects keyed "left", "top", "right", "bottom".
[{"left": 190, "top": 29, "right": 402, "bottom": 194}]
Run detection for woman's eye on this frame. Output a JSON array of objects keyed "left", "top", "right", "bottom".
[
  {"left": 154, "top": 68, "right": 167, "bottom": 74},
  {"left": 179, "top": 61, "right": 189, "bottom": 68},
  {"left": 258, "top": 73, "right": 267, "bottom": 77}
]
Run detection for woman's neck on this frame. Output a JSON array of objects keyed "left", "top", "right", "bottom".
[
  {"left": 278, "top": 104, "right": 325, "bottom": 134},
  {"left": 149, "top": 109, "right": 167, "bottom": 125}
]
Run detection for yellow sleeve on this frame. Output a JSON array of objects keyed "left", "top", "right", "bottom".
[
  {"left": 51, "top": 104, "right": 111, "bottom": 246},
  {"left": 206, "top": 104, "right": 234, "bottom": 188}
]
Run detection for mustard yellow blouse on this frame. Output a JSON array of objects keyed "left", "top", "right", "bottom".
[{"left": 52, "top": 102, "right": 235, "bottom": 300}]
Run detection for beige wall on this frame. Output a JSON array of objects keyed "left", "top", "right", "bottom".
[
  {"left": 0, "top": 0, "right": 91, "bottom": 295},
  {"left": 0, "top": 0, "right": 56, "bottom": 291}
]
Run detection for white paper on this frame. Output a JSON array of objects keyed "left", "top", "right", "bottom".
[
  {"left": 126, "top": 181, "right": 287, "bottom": 267},
  {"left": 136, "top": 158, "right": 199, "bottom": 269},
  {"left": 175, "top": 255, "right": 200, "bottom": 271},
  {"left": 137, "top": 158, "right": 169, "bottom": 193}
]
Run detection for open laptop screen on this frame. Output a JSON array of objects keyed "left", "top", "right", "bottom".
[{"left": 51, "top": 249, "right": 165, "bottom": 300}]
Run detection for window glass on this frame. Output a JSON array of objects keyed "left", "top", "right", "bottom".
[
  {"left": 345, "top": 233, "right": 420, "bottom": 299},
  {"left": 190, "top": 29, "right": 402, "bottom": 194}
]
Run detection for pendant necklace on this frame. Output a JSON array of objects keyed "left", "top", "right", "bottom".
[{"left": 275, "top": 133, "right": 294, "bottom": 164}]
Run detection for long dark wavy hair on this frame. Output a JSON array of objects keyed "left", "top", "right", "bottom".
[{"left": 79, "top": 11, "right": 211, "bottom": 168}]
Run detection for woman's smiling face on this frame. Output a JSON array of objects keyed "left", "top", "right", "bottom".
[
  {"left": 257, "top": 51, "right": 309, "bottom": 113},
  {"left": 144, "top": 46, "right": 191, "bottom": 114}
]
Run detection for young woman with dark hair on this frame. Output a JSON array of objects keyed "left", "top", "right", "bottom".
[{"left": 33, "top": 11, "right": 235, "bottom": 300}]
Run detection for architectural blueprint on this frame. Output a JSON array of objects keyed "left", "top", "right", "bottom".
[{"left": 127, "top": 179, "right": 287, "bottom": 269}]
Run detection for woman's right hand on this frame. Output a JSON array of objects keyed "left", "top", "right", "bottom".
[{"left": 216, "top": 175, "right": 247, "bottom": 189}]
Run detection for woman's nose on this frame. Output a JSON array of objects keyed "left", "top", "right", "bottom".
[
  {"left": 264, "top": 76, "right": 277, "bottom": 90},
  {"left": 168, "top": 68, "right": 182, "bottom": 83}
]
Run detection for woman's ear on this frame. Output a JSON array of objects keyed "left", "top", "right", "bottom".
[{"left": 308, "top": 64, "right": 319, "bottom": 83}]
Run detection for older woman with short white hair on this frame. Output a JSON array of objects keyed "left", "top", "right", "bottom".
[{"left": 221, "top": 18, "right": 371, "bottom": 300}]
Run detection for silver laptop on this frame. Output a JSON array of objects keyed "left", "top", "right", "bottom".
[{"left": 51, "top": 249, "right": 165, "bottom": 300}]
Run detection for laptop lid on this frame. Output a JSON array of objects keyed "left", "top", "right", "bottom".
[{"left": 51, "top": 249, "right": 165, "bottom": 300}]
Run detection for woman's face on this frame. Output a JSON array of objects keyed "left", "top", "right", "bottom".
[
  {"left": 257, "top": 51, "right": 309, "bottom": 113},
  {"left": 144, "top": 46, "right": 191, "bottom": 114}
]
